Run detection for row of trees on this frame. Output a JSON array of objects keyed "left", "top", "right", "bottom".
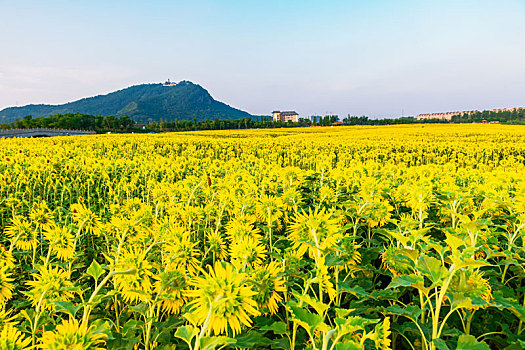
[
  {"left": 0, "top": 114, "right": 135, "bottom": 132},
  {"left": 2, "top": 109, "right": 522, "bottom": 134},
  {"left": 451, "top": 108, "right": 525, "bottom": 123}
]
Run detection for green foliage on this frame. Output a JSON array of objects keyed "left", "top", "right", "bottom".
[{"left": 0, "top": 81, "right": 252, "bottom": 123}]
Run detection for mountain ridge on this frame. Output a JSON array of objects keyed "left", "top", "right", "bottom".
[{"left": 0, "top": 81, "right": 252, "bottom": 123}]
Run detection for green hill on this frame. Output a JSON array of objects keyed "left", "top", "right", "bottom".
[{"left": 0, "top": 81, "right": 252, "bottom": 123}]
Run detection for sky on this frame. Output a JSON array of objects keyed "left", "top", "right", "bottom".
[{"left": 1, "top": 0, "right": 524, "bottom": 118}]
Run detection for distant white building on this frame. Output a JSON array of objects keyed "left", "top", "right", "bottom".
[
  {"left": 417, "top": 107, "right": 524, "bottom": 121},
  {"left": 272, "top": 111, "right": 299, "bottom": 122}
]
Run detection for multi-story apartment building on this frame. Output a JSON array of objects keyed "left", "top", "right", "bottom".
[{"left": 272, "top": 111, "right": 299, "bottom": 122}]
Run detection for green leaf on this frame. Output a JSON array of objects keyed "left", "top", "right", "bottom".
[
  {"left": 129, "top": 303, "right": 148, "bottom": 316},
  {"left": 456, "top": 334, "right": 490, "bottom": 350},
  {"left": 387, "top": 274, "right": 424, "bottom": 289},
  {"left": 335, "top": 341, "right": 361, "bottom": 350},
  {"left": 86, "top": 259, "right": 105, "bottom": 282},
  {"left": 200, "top": 336, "right": 236, "bottom": 350},
  {"left": 491, "top": 295, "right": 525, "bottom": 322},
  {"left": 289, "top": 305, "right": 324, "bottom": 336},
  {"left": 295, "top": 293, "right": 329, "bottom": 315},
  {"left": 385, "top": 304, "right": 422, "bottom": 320},
  {"left": 234, "top": 331, "right": 273, "bottom": 348},
  {"left": 417, "top": 255, "right": 448, "bottom": 284},
  {"left": 334, "top": 316, "right": 375, "bottom": 338},
  {"left": 445, "top": 233, "right": 465, "bottom": 251},
  {"left": 260, "top": 321, "right": 287, "bottom": 335},
  {"left": 52, "top": 300, "right": 81, "bottom": 318},
  {"left": 338, "top": 284, "right": 370, "bottom": 298},
  {"left": 433, "top": 339, "right": 451, "bottom": 350},
  {"left": 174, "top": 325, "right": 198, "bottom": 347}
]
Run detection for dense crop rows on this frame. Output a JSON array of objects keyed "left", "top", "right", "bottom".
[{"left": 1, "top": 124, "right": 525, "bottom": 349}]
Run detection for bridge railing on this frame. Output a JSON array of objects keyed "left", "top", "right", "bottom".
[{"left": 0, "top": 128, "right": 97, "bottom": 138}]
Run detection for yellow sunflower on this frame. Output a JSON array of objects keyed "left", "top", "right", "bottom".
[
  {"left": 315, "top": 258, "right": 337, "bottom": 301},
  {"left": 29, "top": 201, "right": 53, "bottom": 230},
  {"left": 255, "top": 195, "right": 283, "bottom": 225},
  {"left": 225, "top": 217, "right": 261, "bottom": 242},
  {"left": 206, "top": 230, "right": 228, "bottom": 261},
  {"left": 287, "top": 208, "right": 341, "bottom": 258},
  {"left": 4, "top": 216, "right": 37, "bottom": 251},
  {"left": 449, "top": 270, "right": 492, "bottom": 306},
  {"left": 43, "top": 224, "right": 74, "bottom": 262},
  {"left": 40, "top": 318, "right": 105, "bottom": 350},
  {"left": 26, "top": 265, "right": 75, "bottom": 311},
  {"left": 230, "top": 236, "right": 267, "bottom": 271},
  {"left": 162, "top": 234, "right": 200, "bottom": 276},
  {"left": 249, "top": 261, "right": 286, "bottom": 314},
  {"left": 338, "top": 238, "right": 362, "bottom": 273},
  {"left": 380, "top": 246, "right": 413, "bottom": 276},
  {"left": 113, "top": 247, "right": 153, "bottom": 303},
  {"left": 185, "top": 262, "right": 260, "bottom": 336},
  {"left": 0, "top": 245, "right": 15, "bottom": 269},
  {"left": 0, "top": 308, "right": 16, "bottom": 326},
  {"left": 373, "top": 317, "right": 392, "bottom": 350},
  {"left": 0, "top": 266, "right": 15, "bottom": 306},
  {"left": 0, "top": 324, "right": 31, "bottom": 350},
  {"left": 155, "top": 268, "right": 188, "bottom": 314},
  {"left": 70, "top": 203, "right": 101, "bottom": 235}
]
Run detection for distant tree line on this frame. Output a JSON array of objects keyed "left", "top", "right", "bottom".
[
  {"left": 2, "top": 109, "right": 523, "bottom": 134},
  {"left": 149, "top": 116, "right": 317, "bottom": 131},
  {"left": 450, "top": 109, "right": 525, "bottom": 123},
  {"left": 0, "top": 113, "right": 135, "bottom": 132}
]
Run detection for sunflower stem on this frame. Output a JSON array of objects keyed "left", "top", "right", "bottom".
[
  {"left": 32, "top": 289, "right": 48, "bottom": 347},
  {"left": 82, "top": 268, "right": 136, "bottom": 324}
]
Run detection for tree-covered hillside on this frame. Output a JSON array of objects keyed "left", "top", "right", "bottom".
[{"left": 0, "top": 81, "right": 252, "bottom": 123}]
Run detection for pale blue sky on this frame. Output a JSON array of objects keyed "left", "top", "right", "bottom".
[{"left": 1, "top": 0, "right": 524, "bottom": 118}]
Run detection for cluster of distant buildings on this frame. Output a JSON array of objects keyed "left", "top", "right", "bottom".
[{"left": 417, "top": 107, "right": 524, "bottom": 121}]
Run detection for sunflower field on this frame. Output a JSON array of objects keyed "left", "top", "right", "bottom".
[{"left": 1, "top": 124, "right": 525, "bottom": 349}]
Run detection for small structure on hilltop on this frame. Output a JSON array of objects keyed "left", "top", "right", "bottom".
[
  {"left": 272, "top": 111, "right": 299, "bottom": 122},
  {"left": 163, "top": 79, "right": 178, "bottom": 87}
]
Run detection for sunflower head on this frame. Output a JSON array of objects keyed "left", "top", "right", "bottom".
[
  {"left": 205, "top": 230, "right": 228, "bottom": 261},
  {"left": 29, "top": 201, "right": 53, "bottom": 228},
  {"left": 281, "top": 188, "right": 303, "bottom": 212},
  {"left": 0, "top": 245, "right": 15, "bottom": 269},
  {"left": 255, "top": 195, "right": 283, "bottom": 223},
  {"left": 4, "top": 216, "right": 36, "bottom": 251},
  {"left": 449, "top": 269, "right": 492, "bottom": 307},
  {"left": 230, "top": 236, "right": 267, "bottom": 271},
  {"left": 26, "top": 265, "right": 75, "bottom": 311},
  {"left": 248, "top": 261, "right": 286, "bottom": 315},
  {"left": 185, "top": 262, "right": 260, "bottom": 336},
  {"left": 287, "top": 208, "right": 341, "bottom": 258},
  {"left": 155, "top": 268, "right": 188, "bottom": 314},
  {"left": 314, "top": 258, "right": 337, "bottom": 300},
  {"left": 337, "top": 238, "right": 362, "bottom": 273},
  {"left": 71, "top": 203, "right": 101, "bottom": 235},
  {"left": 0, "top": 266, "right": 15, "bottom": 306},
  {"left": 0, "top": 324, "right": 31, "bottom": 350},
  {"left": 373, "top": 317, "right": 392, "bottom": 350},
  {"left": 43, "top": 224, "right": 74, "bottom": 262},
  {"left": 112, "top": 247, "right": 153, "bottom": 303},
  {"left": 40, "top": 319, "right": 105, "bottom": 350},
  {"left": 162, "top": 233, "right": 200, "bottom": 276},
  {"left": 226, "top": 217, "right": 261, "bottom": 242},
  {"left": 380, "top": 246, "right": 414, "bottom": 276}
]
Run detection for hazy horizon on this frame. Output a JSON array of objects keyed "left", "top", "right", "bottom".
[{"left": 1, "top": 0, "right": 524, "bottom": 118}]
